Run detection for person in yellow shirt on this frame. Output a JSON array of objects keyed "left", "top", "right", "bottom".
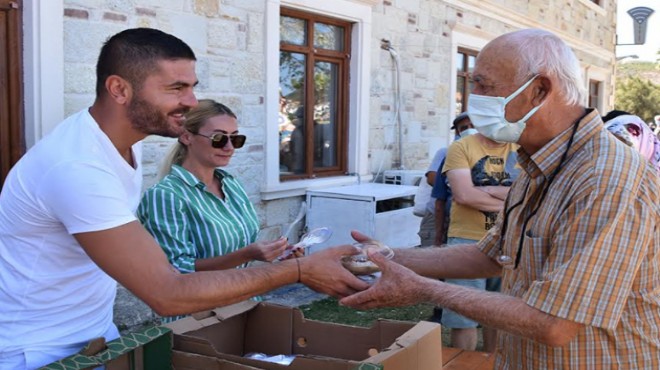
[{"left": 441, "top": 127, "right": 520, "bottom": 351}]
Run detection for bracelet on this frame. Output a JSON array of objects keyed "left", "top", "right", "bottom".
[{"left": 295, "top": 258, "right": 301, "bottom": 283}]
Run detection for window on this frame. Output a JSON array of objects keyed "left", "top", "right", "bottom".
[
  {"left": 0, "top": 0, "right": 24, "bottom": 188},
  {"left": 279, "top": 8, "right": 351, "bottom": 181},
  {"left": 455, "top": 47, "right": 477, "bottom": 115},
  {"left": 589, "top": 0, "right": 600, "bottom": 5},
  {"left": 588, "top": 79, "right": 602, "bottom": 111}
]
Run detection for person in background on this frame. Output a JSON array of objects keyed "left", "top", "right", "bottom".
[
  {"left": 433, "top": 112, "right": 477, "bottom": 246},
  {"left": 440, "top": 111, "right": 520, "bottom": 352},
  {"left": 418, "top": 113, "right": 475, "bottom": 247},
  {"left": 137, "top": 100, "right": 289, "bottom": 322},
  {"left": 426, "top": 112, "right": 477, "bottom": 324},
  {"left": 341, "top": 29, "right": 660, "bottom": 368},
  {"left": 416, "top": 147, "right": 448, "bottom": 247},
  {"left": 0, "top": 28, "right": 366, "bottom": 370},
  {"left": 601, "top": 110, "right": 660, "bottom": 172}
]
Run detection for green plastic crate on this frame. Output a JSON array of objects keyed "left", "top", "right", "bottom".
[{"left": 40, "top": 326, "right": 172, "bottom": 370}]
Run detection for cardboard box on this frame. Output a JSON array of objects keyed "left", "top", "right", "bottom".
[
  {"left": 166, "top": 301, "right": 442, "bottom": 370},
  {"left": 173, "top": 350, "right": 263, "bottom": 369},
  {"left": 40, "top": 326, "right": 171, "bottom": 370}
]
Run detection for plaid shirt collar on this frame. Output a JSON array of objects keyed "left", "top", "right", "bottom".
[{"left": 517, "top": 109, "right": 601, "bottom": 180}]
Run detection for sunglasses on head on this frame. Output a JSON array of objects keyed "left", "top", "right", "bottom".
[{"left": 191, "top": 131, "right": 246, "bottom": 149}]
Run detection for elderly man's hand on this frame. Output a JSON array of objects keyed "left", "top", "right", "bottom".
[
  {"left": 299, "top": 244, "right": 370, "bottom": 298},
  {"left": 339, "top": 244, "right": 432, "bottom": 310}
]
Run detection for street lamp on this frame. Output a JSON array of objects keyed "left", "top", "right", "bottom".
[{"left": 616, "top": 7, "right": 654, "bottom": 46}]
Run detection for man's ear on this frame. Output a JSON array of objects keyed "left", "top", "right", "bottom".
[
  {"left": 532, "top": 75, "right": 551, "bottom": 106},
  {"left": 104, "top": 75, "right": 132, "bottom": 105}
]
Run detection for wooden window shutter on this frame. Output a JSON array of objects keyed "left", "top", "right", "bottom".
[{"left": 0, "top": 0, "right": 24, "bottom": 188}]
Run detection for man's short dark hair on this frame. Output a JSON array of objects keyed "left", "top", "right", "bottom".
[
  {"left": 95, "top": 28, "right": 196, "bottom": 97},
  {"left": 450, "top": 112, "right": 470, "bottom": 129}
]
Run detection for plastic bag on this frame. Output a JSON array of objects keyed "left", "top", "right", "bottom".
[{"left": 412, "top": 178, "right": 431, "bottom": 217}]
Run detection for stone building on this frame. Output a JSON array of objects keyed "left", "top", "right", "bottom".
[{"left": 1, "top": 0, "right": 616, "bottom": 330}]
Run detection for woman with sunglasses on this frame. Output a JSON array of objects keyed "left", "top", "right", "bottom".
[{"left": 137, "top": 99, "right": 289, "bottom": 322}]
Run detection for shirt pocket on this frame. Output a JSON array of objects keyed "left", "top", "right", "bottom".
[{"left": 521, "top": 232, "right": 552, "bottom": 275}]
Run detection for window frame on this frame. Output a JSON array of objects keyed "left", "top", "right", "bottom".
[
  {"left": 262, "top": 0, "right": 373, "bottom": 200},
  {"left": 588, "top": 79, "right": 603, "bottom": 111},
  {"left": 279, "top": 7, "right": 351, "bottom": 181},
  {"left": 456, "top": 47, "right": 478, "bottom": 115}
]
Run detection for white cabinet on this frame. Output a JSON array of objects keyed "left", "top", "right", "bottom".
[{"left": 305, "top": 183, "right": 420, "bottom": 253}]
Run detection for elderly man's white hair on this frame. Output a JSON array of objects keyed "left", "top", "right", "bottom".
[{"left": 492, "top": 29, "right": 586, "bottom": 106}]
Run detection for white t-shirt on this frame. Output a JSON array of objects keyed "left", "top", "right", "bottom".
[{"left": 0, "top": 109, "right": 142, "bottom": 366}]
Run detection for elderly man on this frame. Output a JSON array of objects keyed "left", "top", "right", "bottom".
[{"left": 342, "top": 28, "right": 660, "bottom": 368}]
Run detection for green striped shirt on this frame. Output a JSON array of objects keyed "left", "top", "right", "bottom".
[{"left": 137, "top": 165, "right": 259, "bottom": 274}]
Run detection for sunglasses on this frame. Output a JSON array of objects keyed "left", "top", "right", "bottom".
[{"left": 192, "top": 132, "right": 246, "bottom": 149}]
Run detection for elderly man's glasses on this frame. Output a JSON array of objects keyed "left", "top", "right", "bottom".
[{"left": 192, "top": 132, "right": 246, "bottom": 149}]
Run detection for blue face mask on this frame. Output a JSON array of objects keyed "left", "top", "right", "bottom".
[
  {"left": 467, "top": 75, "right": 543, "bottom": 143},
  {"left": 459, "top": 128, "right": 479, "bottom": 138}
]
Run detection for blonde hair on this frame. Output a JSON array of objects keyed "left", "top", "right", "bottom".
[{"left": 157, "top": 99, "right": 237, "bottom": 180}]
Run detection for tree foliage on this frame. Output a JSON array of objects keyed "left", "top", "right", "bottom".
[{"left": 614, "top": 76, "right": 660, "bottom": 123}]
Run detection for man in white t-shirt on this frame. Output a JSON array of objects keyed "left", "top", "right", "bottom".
[{"left": 0, "top": 28, "right": 367, "bottom": 370}]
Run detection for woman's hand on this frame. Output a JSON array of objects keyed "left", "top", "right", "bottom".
[{"left": 247, "top": 236, "right": 289, "bottom": 262}]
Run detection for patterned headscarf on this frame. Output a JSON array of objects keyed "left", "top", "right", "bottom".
[{"left": 604, "top": 114, "right": 660, "bottom": 172}]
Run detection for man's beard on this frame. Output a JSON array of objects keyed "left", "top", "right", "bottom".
[{"left": 127, "top": 94, "right": 187, "bottom": 138}]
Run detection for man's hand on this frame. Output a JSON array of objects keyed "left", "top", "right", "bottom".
[
  {"left": 339, "top": 245, "right": 431, "bottom": 310},
  {"left": 299, "top": 244, "right": 370, "bottom": 298}
]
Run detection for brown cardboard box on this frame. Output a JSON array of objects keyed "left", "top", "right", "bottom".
[
  {"left": 172, "top": 350, "right": 263, "bottom": 369},
  {"left": 166, "top": 301, "right": 442, "bottom": 370}
]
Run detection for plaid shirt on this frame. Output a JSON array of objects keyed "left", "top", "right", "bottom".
[{"left": 479, "top": 110, "right": 660, "bottom": 369}]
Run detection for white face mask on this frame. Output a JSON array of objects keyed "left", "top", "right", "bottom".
[
  {"left": 467, "top": 75, "right": 543, "bottom": 143},
  {"left": 460, "top": 128, "right": 479, "bottom": 138}
]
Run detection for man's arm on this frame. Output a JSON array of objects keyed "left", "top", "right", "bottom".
[
  {"left": 479, "top": 185, "right": 510, "bottom": 201},
  {"left": 353, "top": 230, "right": 500, "bottom": 280},
  {"left": 446, "top": 169, "right": 504, "bottom": 212},
  {"left": 340, "top": 250, "right": 583, "bottom": 347},
  {"left": 425, "top": 148, "right": 447, "bottom": 186},
  {"left": 75, "top": 221, "right": 368, "bottom": 317},
  {"left": 425, "top": 171, "right": 436, "bottom": 186}
]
